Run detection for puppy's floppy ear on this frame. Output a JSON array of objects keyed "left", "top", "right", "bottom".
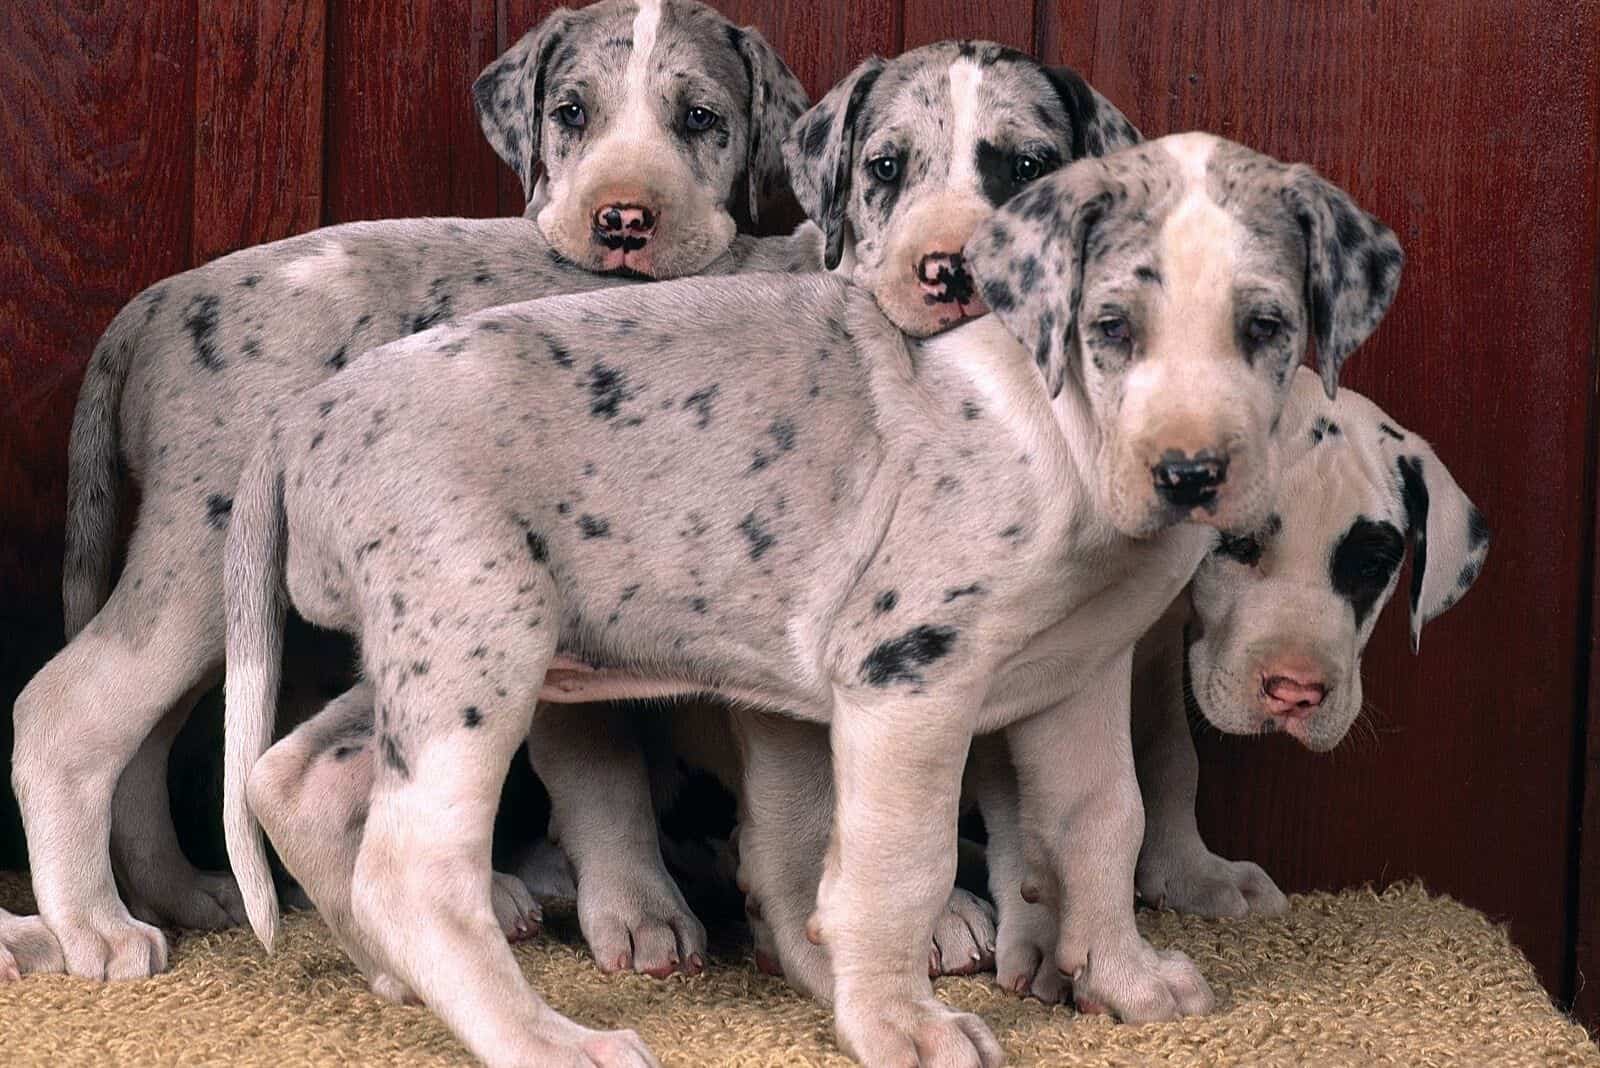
[
  {"left": 966, "top": 161, "right": 1113, "bottom": 399},
  {"left": 1282, "top": 166, "right": 1404, "bottom": 399},
  {"left": 783, "top": 56, "right": 885, "bottom": 270},
  {"left": 729, "top": 24, "right": 810, "bottom": 225},
  {"left": 1043, "top": 66, "right": 1143, "bottom": 158},
  {"left": 1385, "top": 430, "right": 1490, "bottom": 653},
  {"left": 473, "top": 8, "right": 576, "bottom": 204}
]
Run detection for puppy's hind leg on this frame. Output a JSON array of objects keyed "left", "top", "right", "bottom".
[{"left": 349, "top": 540, "right": 654, "bottom": 1068}]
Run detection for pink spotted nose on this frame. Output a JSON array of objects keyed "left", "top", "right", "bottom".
[
  {"left": 592, "top": 203, "right": 657, "bottom": 249},
  {"left": 1260, "top": 666, "right": 1327, "bottom": 720}
]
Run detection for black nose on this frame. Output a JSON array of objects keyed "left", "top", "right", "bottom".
[
  {"left": 916, "top": 252, "right": 977, "bottom": 304},
  {"left": 1151, "top": 452, "right": 1228, "bottom": 509}
]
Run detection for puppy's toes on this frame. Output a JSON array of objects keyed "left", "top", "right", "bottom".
[
  {"left": 492, "top": 870, "right": 543, "bottom": 941},
  {"left": 579, "top": 1028, "right": 660, "bottom": 1068},
  {"left": 931, "top": 888, "right": 996, "bottom": 976}
]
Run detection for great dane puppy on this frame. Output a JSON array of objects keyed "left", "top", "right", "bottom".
[
  {"left": 989, "top": 366, "right": 1489, "bottom": 1000},
  {"left": 222, "top": 132, "right": 1402, "bottom": 1066},
  {"left": 244, "top": 40, "right": 1142, "bottom": 986},
  {"left": 11, "top": 0, "right": 809, "bottom": 981}
]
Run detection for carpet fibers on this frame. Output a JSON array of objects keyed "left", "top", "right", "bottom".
[{"left": 0, "top": 876, "right": 1592, "bottom": 1066}]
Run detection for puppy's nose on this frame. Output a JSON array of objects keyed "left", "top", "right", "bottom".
[
  {"left": 916, "top": 251, "right": 978, "bottom": 305},
  {"left": 1261, "top": 670, "right": 1327, "bottom": 719},
  {"left": 592, "top": 203, "right": 657, "bottom": 249},
  {"left": 1151, "top": 451, "right": 1228, "bottom": 509}
]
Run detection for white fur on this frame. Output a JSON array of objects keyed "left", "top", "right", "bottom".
[
  {"left": 279, "top": 243, "right": 353, "bottom": 292},
  {"left": 946, "top": 59, "right": 984, "bottom": 193}
]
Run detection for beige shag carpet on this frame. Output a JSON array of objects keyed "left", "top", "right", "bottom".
[{"left": 0, "top": 874, "right": 1592, "bottom": 1067}]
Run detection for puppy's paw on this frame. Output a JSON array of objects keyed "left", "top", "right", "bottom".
[
  {"left": 514, "top": 838, "right": 578, "bottom": 902},
  {"left": 930, "top": 888, "right": 996, "bottom": 977},
  {"left": 580, "top": 866, "right": 706, "bottom": 979},
  {"left": 0, "top": 912, "right": 64, "bottom": 979},
  {"left": 492, "top": 870, "right": 543, "bottom": 942},
  {"left": 837, "top": 993, "right": 1005, "bottom": 1068},
  {"left": 1137, "top": 848, "right": 1288, "bottom": 918},
  {"left": 1062, "top": 936, "right": 1213, "bottom": 1023},
  {"left": 125, "top": 868, "right": 247, "bottom": 931},
  {"left": 49, "top": 908, "right": 168, "bottom": 981},
  {"left": 993, "top": 901, "right": 1065, "bottom": 1003}
]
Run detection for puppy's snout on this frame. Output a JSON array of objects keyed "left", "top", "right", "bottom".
[
  {"left": 1260, "top": 668, "right": 1328, "bottom": 720},
  {"left": 592, "top": 203, "right": 657, "bottom": 250},
  {"left": 916, "top": 251, "right": 979, "bottom": 306},
  {"left": 1151, "top": 451, "right": 1229, "bottom": 510}
]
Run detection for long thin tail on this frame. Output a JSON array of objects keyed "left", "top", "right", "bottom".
[
  {"left": 63, "top": 301, "right": 143, "bottom": 637},
  {"left": 222, "top": 437, "right": 288, "bottom": 950}
]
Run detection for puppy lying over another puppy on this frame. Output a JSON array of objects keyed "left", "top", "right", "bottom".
[{"left": 223, "top": 132, "right": 1403, "bottom": 1066}]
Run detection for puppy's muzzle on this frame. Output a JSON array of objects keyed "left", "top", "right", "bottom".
[
  {"left": 592, "top": 203, "right": 657, "bottom": 253},
  {"left": 1151, "top": 450, "right": 1229, "bottom": 511}
]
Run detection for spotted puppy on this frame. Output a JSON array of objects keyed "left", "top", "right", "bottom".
[
  {"left": 222, "top": 132, "right": 1401, "bottom": 1066},
  {"left": 246, "top": 39, "right": 1142, "bottom": 988},
  {"left": 989, "top": 366, "right": 1489, "bottom": 1000},
  {"left": 12, "top": 0, "right": 809, "bottom": 982}
]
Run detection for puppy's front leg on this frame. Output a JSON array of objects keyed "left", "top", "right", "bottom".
[
  {"left": 527, "top": 703, "right": 706, "bottom": 978},
  {"left": 821, "top": 694, "right": 1003, "bottom": 1068},
  {"left": 1007, "top": 651, "right": 1213, "bottom": 1023}
]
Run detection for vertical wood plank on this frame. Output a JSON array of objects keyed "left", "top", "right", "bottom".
[
  {"left": 713, "top": 0, "right": 899, "bottom": 100},
  {"left": 1036, "top": 0, "right": 1600, "bottom": 997},
  {"left": 902, "top": 0, "right": 1035, "bottom": 52},
  {"left": 192, "top": 1, "right": 327, "bottom": 262},
  {"left": 324, "top": 0, "right": 502, "bottom": 223}
]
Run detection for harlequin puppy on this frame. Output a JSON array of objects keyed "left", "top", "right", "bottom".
[
  {"left": 222, "top": 132, "right": 1402, "bottom": 1066},
  {"left": 12, "top": 0, "right": 810, "bottom": 981}
]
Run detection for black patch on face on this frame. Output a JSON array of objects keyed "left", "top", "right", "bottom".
[
  {"left": 587, "top": 362, "right": 632, "bottom": 419},
  {"left": 874, "top": 590, "right": 898, "bottom": 614},
  {"left": 1377, "top": 422, "right": 1406, "bottom": 442},
  {"left": 682, "top": 384, "right": 719, "bottom": 429},
  {"left": 578, "top": 515, "right": 610, "bottom": 539},
  {"left": 205, "top": 493, "right": 233, "bottom": 530},
  {"left": 526, "top": 530, "right": 548, "bottom": 563},
  {"left": 860, "top": 624, "right": 958, "bottom": 687},
  {"left": 942, "top": 583, "right": 984, "bottom": 602},
  {"left": 462, "top": 706, "right": 483, "bottom": 729},
  {"left": 380, "top": 734, "right": 411, "bottom": 780},
  {"left": 737, "top": 511, "right": 775, "bottom": 560},
  {"left": 1397, "top": 456, "right": 1430, "bottom": 617},
  {"left": 1329, "top": 517, "right": 1405, "bottom": 626},
  {"left": 183, "top": 294, "right": 224, "bottom": 372}
]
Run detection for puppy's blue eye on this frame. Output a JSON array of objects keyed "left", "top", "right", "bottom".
[
  {"left": 556, "top": 103, "right": 586, "bottom": 129},
  {"left": 685, "top": 106, "right": 718, "bottom": 132},
  {"left": 1012, "top": 155, "right": 1042, "bottom": 182},
  {"left": 868, "top": 156, "right": 900, "bottom": 183},
  {"left": 1096, "top": 316, "right": 1131, "bottom": 344}
]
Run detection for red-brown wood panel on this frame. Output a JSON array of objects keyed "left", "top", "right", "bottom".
[
  {"left": 1043, "top": 0, "right": 1600, "bottom": 999},
  {"left": 713, "top": 0, "right": 899, "bottom": 99},
  {"left": 903, "top": 0, "right": 1036, "bottom": 53},
  {"left": 324, "top": 0, "right": 503, "bottom": 224},
  {"left": 0, "top": 0, "right": 199, "bottom": 610},
  {"left": 192, "top": 1, "right": 326, "bottom": 262}
]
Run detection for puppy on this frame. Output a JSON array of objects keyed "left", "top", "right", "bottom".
[
  {"left": 223, "top": 133, "right": 1402, "bottom": 1065},
  {"left": 12, "top": 0, "right": 808, "bottom": 981}
]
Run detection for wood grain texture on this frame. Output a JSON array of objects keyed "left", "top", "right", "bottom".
[
  {"left": 324, "top": 0, "right": 502, "bottom": 223},
  {"left": 0, "top": 0, "right": 198, "bottom": 609},
  {"left": 1039, "top": 0, "right": 1600, "bottom": 1001},
  {"left": 193, "top": 0, "right": 326, "bottom": 262},
  {"left": 903, "top": 0, "right": 1035, "bottom": 52}
]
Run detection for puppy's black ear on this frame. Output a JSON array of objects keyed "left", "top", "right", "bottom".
[
  {"left": 473, "top": 8, "right": 576, "bottom": 205},
  {"left": 1043, "top": 66, "right": 1142, "bottom": 158},
  {"left": 1282, "top": 166, "right": 1404, "bottom": 398},
  {"left": 1381, "top": 429, "right": 1489, "bottom": 653},
  {"left": 967, "top": 161, "right": 1113, "bottom": 399},
  {"left": 782, "top": 56, "right": 885, "bottom": 270},
  {"left": 729, "top": 24, "right": 810, "bottom": 225}
]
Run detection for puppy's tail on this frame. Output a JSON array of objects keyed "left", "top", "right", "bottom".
[
  {"left": 63, "top": 299, "right": 143, "bottom": 637},
  {"left": 223, "top": 434, "right": 288, "bottom": 951}
]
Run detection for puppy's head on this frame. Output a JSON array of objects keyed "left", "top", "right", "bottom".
[
  {"left": 1185, "top": 369, "right": 1490, "bottom": 750},
  {"left": 475, "top": 0, "right": 808, "bottom": 278},
  {"left": 968, "top": 132, "right": 1405, "bottom": 537},
  {"left": 784, "top": 41, "right": 1139, "bottom": 337}
]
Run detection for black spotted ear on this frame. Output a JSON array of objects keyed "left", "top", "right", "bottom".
[
  {"left": 966, "top": 162, "right": 1113, "bottom": 399},
  {"left": 1042, "top": 66, "right": 1142, "bottom": 158},
  {"left": 782, "top": 56, "right": 885, "bottom": 270},
  {"left": 1283, "top": 167, "right": 1404, "bottom": 399},
  {"left": 473, "top": 8, "right": 576, "bottom": 204},
  {"left": 1388, "top": 432, "right": 1490, "bottom": 653},
  {"left": 729, "top": 24, "right": 810, "bottom": 225}
]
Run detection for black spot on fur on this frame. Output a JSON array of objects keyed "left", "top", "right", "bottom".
[
  {"left": 874, "top": 590, "right": 898, "bottom": 614},
  {"left": 737, "top": 511, "right": 776, "bottom": 560},
  {"left": 1310, "top": 417, "right": 1342, "bottom": 444},
  {"left": 318, "top": 400, "right": 337, "bottom": 417},
  {"left": 408, "top": 280, "right": 455, "bottom": 334},
  {"left": 462, "top": 706, "right": 483, "bottom": 728},
  {"left": 356, "top": 538, "right": 382, "bottom": 559},
  {"left": 1397, "top": 456, "right": 1430, "bottom": 617},
  {"left": 1329, "top": 517, "right": 1404, "bottom": 626},
  {"left": 205, "top": 493, "right": 233, "bottom": 530},
  {"left": 411, "top": 660, "right": 430, "bottom": 677},
  {"left": 943, "top": 583, "right": 984, "bottom": 602},
  {"left": 960, "top": 400, "right": 981, "bottom": 420},
  {"left": 578, "top": 514, "right": 611, "bottom": 539},
  {"left": 682, "top": 384, "right": 719, "bottom": 429},
  {"left": 1467, "top": 508, "right": 1492, "bottom": 551},
  {"left": 380, "top": 734, "right": 411, "bottom": 780},
  {"left": 183, "top": 295, "right": 224, "bottom": 371},
  {"left": 587, "top": 362, "right": 632, "bottom": 419},
  {"left": 326, "top": 344, "right": 349, "bottom": 370},
  {"left": 1377, "top": 422, "right": 1406, "bottom": 442},
  {"left": 860, "top": 625, "right": 958, "bottom": 687},
  {"left": 526, "top": 530, "right": 548, "bottom": 562},
  {"left": 690, "top": 596, "right": 708, "bottom": 614},
  {"left": 999, "top": 523, "right": 1024, "bottom": 542},
  {"left": 391, "top": 592, "right": 406, "bottom": 618},
  {"left": 239, "top": 274, "right": 261, "bottom": 288}
]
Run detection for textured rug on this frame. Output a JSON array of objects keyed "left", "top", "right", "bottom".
[{"left": 0, "top": 875, "right": 1592, "bottom": 1067}]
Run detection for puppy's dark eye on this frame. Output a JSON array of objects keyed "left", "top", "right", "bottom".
[
  {"left": 1215, "top": 532, "right": 1262, "bottom": 567},
  {"left": 1012, "top": 155, "right": 1043, "bottom": 183},
  {"left": 685, "top": 106, "right": 718, "bottom": 132},
  {"left": 1245, "top": 316, "right": 1282, "bottom": 345},
  {"left": 868, "top": 156, "right": 900, "bottom": 183},
  {"left": 1095, "top": 316, "right": 1131, "bottom": 344},
  {"left": 556, "top": 103, "right": 586, "bottom": 129}
]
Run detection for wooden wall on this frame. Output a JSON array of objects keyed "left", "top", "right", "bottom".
[{"left": 2, "top": 0, "right": 1597, "bottom": 1024}]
